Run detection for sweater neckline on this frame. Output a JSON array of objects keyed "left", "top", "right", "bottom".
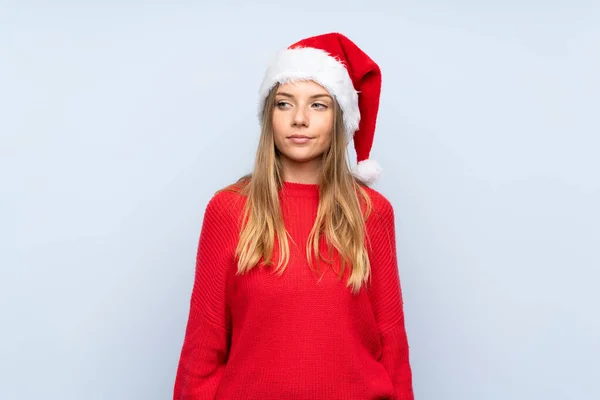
[{"left": 280, "top": 181, "right": 320, "bottom": 198}]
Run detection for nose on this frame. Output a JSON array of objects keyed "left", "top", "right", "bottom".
[{"left": 292, "top": 106, "right": 309, "bottom": 128}]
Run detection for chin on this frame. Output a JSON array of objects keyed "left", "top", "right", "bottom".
[{"left": 281, "top": 151, "right": 322, "bottom": 164}]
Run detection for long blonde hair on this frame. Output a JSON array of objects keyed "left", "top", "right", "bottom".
[{"left": 219, "top": 83, "right": 374, "bottom": 294}]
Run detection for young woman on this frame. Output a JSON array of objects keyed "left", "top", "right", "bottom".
[{"left": 173, "top": 32, "right": 414, "bottom": 400}]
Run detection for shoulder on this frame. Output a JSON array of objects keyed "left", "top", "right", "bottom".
[
  {"left": 209, "top": 187, "right": 246, "bottom": 212},
  {"left": 203, "top": 181, "right": 248, "bottom": 228},
  {"left": 361, "top": 185, "right": 395, "bottom": 221}
]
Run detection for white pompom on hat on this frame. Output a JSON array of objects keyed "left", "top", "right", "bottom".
[{"left": 258, "top": 32, "right": 383, "bottom": 186}]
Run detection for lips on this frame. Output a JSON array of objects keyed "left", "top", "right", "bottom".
[
  {"left": 288, "top": 135, "right": 312, "bottom": 144},
  {"left": 288, "top": 135, "right": 311, "bottom": 139}
]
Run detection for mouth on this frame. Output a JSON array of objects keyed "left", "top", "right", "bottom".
[
  {"left": 288, "top": 135, "right": 312, "bottom": 139},
  {"left": 287, "top": 135, "right": 313, "bottom": 144}
]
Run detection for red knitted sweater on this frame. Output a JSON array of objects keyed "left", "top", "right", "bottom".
[{"left": 173, "top": 181, "right": 414, "bottom": 400}]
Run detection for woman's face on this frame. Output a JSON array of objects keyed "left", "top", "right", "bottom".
[{"left": 272, "top": 80, "right": 334, "bottom": 169}]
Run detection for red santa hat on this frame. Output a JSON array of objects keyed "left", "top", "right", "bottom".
[{"left": 258, "top": 32, "right": 383, "bottom": 186}]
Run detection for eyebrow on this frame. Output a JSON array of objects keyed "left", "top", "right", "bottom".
[{"left": 275, "top": 92, "right": 332, "bottom": 100}]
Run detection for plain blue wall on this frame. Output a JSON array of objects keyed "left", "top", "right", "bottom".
[{"left": 1, "top": 1, "right": 598, "bottom": 399}]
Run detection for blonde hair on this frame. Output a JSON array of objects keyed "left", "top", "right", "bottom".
[{"left": 219, "top": 83, "right": 374, "bottom": 294}]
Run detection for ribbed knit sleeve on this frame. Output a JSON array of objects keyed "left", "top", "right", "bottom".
[
  {"left": 173, "top": 193, "right": 235, "bottom": 400},
  {"left": 366, "top": 195, "right": 414, "bottom": 400}
]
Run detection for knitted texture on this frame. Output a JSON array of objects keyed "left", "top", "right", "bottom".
[{"left": 173, "top": 181, "right": 414, "bottom": 400}]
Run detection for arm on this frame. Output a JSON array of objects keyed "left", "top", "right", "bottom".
[
  {"left": 173, "top": 194, "right": 234, "bottom": 400},
  {"left": 366, "top": 197, "right": 414, "bottom": 400}
]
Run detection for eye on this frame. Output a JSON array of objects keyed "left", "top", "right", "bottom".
[
  {"left": 276, "top": 101, "right": 291, "bottom": 109},
  {"left": 312, "top": 103, "right": 328, "bottom": 110}
]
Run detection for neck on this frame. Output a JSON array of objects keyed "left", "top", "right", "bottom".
[{"left": 280, "top": 157, "right": 322, "bottom": 184}]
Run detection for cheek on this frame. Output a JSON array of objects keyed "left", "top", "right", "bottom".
[
  {"left": 272, "top": 113, "right": 289, "bottom": 149},
  {"left": 316, "top": 114, "right": 334, "bottom": 141},
  {"left": 272, "top": 113, "right": 287, "bottom": 136}
]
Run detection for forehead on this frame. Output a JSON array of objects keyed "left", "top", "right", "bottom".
[{"left": 275, "top": 80, "right": 331, "bottom": 96}]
